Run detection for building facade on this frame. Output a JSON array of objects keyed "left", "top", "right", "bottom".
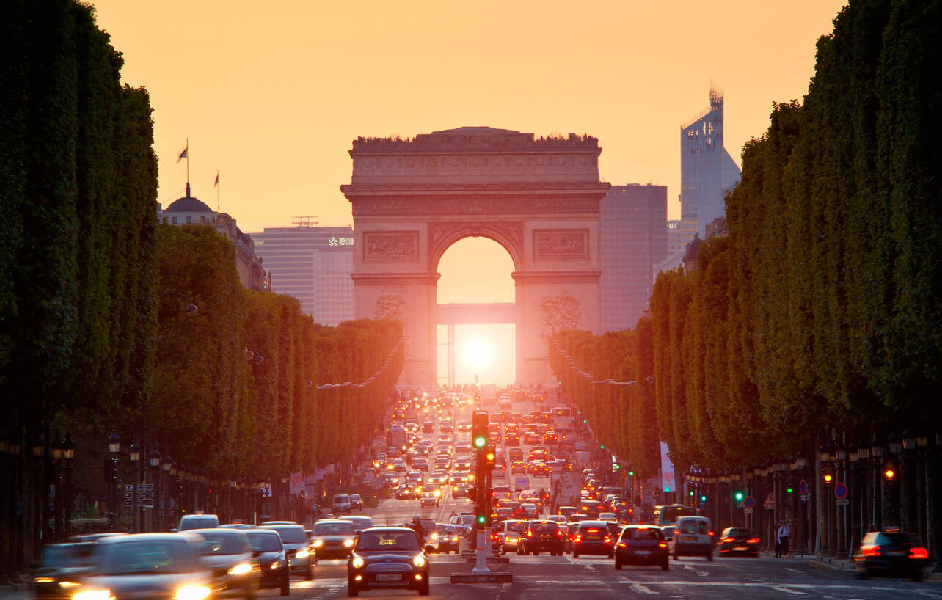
[
  {"left": 160, "top": 193, "right": 270, "bottom": 292},
  {"left": 599, "top": 184, "right": 668, "bottom": 332},
  {"left": 249, "top": 220, "right": 355, "bottom": 325},
  {"left": 679, "top": 87, "right": 741, "bottom": 244}
]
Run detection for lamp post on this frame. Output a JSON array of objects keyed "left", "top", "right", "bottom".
[
  {"left": 818, "top": 444, "right": 832, "bottom": 556},
  {"left": 50, "top": 430, "right": 63, "bottom": 542},
  {"left": 148, "top": 450, "right": 161, "bottom": 532},
  {"left": 796, "top": 455, "right": 808, "bottom": 555},
  {"left": 834, "top": 442, "right": 847, "bottom": 557},
  {"left": 108, "top": 432, "right": 120, "bottom": 529},
  {"left": 160, "top": 456, "right": 173, "bottom": 531},
  {"left": 129, "top": 440, "right": 140, "bottom": 533}
]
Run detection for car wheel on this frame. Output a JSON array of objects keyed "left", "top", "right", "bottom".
[
  {"left": 615, "top": 558, "right": 622, "bottom": 570},
  {"left": 910, "top": 569, "right": 924, "bottom": 582},
  {"left": 347, "top": 580, "right": 359, "bottom": 597}
]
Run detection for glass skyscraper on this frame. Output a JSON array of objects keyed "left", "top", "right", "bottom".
[{"left": 680, "top": 87, "right": 741, "bottom": 243}]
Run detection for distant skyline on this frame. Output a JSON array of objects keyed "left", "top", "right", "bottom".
[{"left": 89, "top": 0, "right": 847, "bottom": 233}]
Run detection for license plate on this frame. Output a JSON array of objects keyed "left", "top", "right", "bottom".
[
  {"left": 376, "top": 574, "right": 401, "bottom": 581},
  {"left": 887, "top": 551, "right": 905, "bottom": 556},
  {"left": 682, "top": 536, "right": 697, "bottom": 541},
  {"left": 735, "top": 546, "right": 748, "bottom": 551},
  {"left": 635, "top": 550, "right": 650, "bottom": 556}
]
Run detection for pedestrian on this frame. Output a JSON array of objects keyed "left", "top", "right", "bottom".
[
  {"left": 775, "top": 520, "right": 783, "bottom": 558},
  {"left": 777, "top": 520, "right": 790, "bottom": 557}
]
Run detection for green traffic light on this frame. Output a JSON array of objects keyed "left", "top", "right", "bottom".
[
  {"left": 735, "top": 492, "right": 743, "bottom": 501},
  {"left": 700, "top": 495, "right": 707, "bottom": 502},
  {"left": 689, "top": 490, "right": 694, "bottom": 496},
  {"left": 473, "top": 437, "right": 486, "bottom": 448},
  {"left": 786, "top": 487, "right": 793, "bottom": 493},
  {"left": 476, "top": 514, "right": 486, "bottom": 524}
]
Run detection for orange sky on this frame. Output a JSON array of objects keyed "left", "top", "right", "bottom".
[{"left": 88, "top": 0, "right": 848, "bottom": 384}]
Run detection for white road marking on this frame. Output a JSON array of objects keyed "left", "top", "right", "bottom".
[{"left": 629, "top": 583, "right": 658, "bottom": 594}]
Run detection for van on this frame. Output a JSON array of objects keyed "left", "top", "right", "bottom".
[
  {"left": 331, "top": 493, "right": 352, "bottom": 514},
  {"left": 177, "top": 512, "right": 219, "bottom": 531},
  {"left": 672, "top": 516, "right": 714, "bottom": 560}
]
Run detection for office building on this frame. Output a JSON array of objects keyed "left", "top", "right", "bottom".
[
  {"left": 249, "top": 219, "right": 354, "bottom": 325},
  {"left": 680, "top": 87, "right": 741, "bottom": 244},
  {"left": 599, "top": 184, "right": 668, "bottom": 332}
]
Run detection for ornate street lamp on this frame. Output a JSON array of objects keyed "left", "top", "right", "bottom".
[
  {"left": 902, "top": 429, "right": 916, "bottom": 452},
  {"left": 887, "top": 432, "right": 902, "bottom": 455},
  {"left": 870, "top": 434, "right": 885, "bottom": 460}
]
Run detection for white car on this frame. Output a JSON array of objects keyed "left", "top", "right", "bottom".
[{"left": 331, "top": 493, "right": 352, "bottom": 514}]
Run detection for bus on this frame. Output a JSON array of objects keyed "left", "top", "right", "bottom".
[
  {"left": 552, "top": 406, "right": 572, "bottom": 430},
  {"left": 655, "top": 504, "right": 699, "bottom": 526}
]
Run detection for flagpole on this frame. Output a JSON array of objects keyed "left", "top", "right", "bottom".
[
  {"left": 216, "top": 171, "right": 220, "bottom": 212},
  {"left": 185, "top": 137, "right": 190, "bottom": 196}
]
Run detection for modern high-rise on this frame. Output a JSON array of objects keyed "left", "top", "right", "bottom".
[
  {"left": 599, "top": 184, "right": 668, "bottom": 332},
  {"left": 249, "top": 218, "right": 355, "bottom": 325},
  {"left": 680, "top": 87, "right": 741, "bottom": 244}
]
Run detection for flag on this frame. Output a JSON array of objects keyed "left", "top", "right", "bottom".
[
  {"left": 177, "top": 146, "right": 188, "bottom": 163},
  {"left": 214, "top": 172, "right": 219, "bottom": 187}
]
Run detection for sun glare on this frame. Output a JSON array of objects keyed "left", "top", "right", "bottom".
[{"left": 461, "top": 335, "right": 495, "bottom": 373}]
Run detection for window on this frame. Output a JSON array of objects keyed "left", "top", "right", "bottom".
[
  {"left": 172, "top": 217, "right": 177, "bottom": 224},
  {"left": 186, "top": 216, "right": 192, "bottom": 224}
]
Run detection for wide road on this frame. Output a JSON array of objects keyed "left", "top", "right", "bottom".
[{"left": 276, "top": 551, "right": 940, "bottom": 600}]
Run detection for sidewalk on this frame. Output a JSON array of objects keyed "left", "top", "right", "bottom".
[{"left": 763, "top": 551, "right": 942, "bottom": 581}]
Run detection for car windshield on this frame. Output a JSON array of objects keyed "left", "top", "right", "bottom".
[
  {"left": 269, "top": 527, "right": 306, "bottom": 543},
  {"left": 315, "top": 522, "right": 355, "bottom": 535},
  {"left": 198, "top": 532, "right": 248, "bottom": 554},
  {"left": 356, "top": 531, "right": 419, "bottom": 551},
  {"left": 180, "top": 517, "right": 218, "bottom": 530},
  {"left": 42, "top": 544, "right": 94, "bottom": 567},
  {"left": 245, "top": 532, "right": 282, "bottom": 552},
  {"left": 99, "top": 540, "right": 194, "bottom": 575},
  {"left": 529, "top": 523, "right": 558, "bottom": 533}
]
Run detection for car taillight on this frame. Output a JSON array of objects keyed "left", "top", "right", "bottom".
[
  {"left": 604, "top": 536, "right": 611, "bottom": 543},
  {"left": 861, "top": 545, "right": 881, "bottom": 557},
  {"left": 658, "top": 542, "right": 667, "bottom": 548},
  {"left": 617, "top": 542, "right": 627, "bottom": 548},
  {"left": 574, "top": 535, "right": 582, "bottom": 542},
  {"left": 747, "top": 538, "right": 760, "bottom": 544},
  {"left": 721, "top": 537, "right": 734, "bottom": 543},
  {"left": 910, "top": 547, "right": 928, "bottom": 559},
  {"left": 556, "top": 529, "right": 563, "bottom": 537},
  {"left": 708, "top": 531, "right": 714, "bottom": 537},
  {"left": 527, "top": 531, "right": 533, "bottom": 537}
]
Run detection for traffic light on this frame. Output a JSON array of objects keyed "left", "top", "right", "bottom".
[
  {"left": 700, "top": 495, "right": 707, "bottom": 502},
  {"left": 484, "top": 445, "right": 496, "bottom": 470},
  {"left": 883, "top": 463, "right": 896, "bottom": 481},
  {"left": 786, "top": 486, "right": 793, "bottom": 494},
  {"left": 823, "top": 470, "right": 833, "bottom": 484},
  {"left": 734, "top": 490, "right": 743, "bottom": 502},
  {"left": 472, "top": 411, "right": 488, "bottom": 448},
  {"left": 628, "top": 470, "right": 634, "bottom": 477},
  {"left": 476, "top": 512, "right": 488, "bottom": 526},
  {"left": 689, "top": 490, "right": 694, "bottom": 497}
]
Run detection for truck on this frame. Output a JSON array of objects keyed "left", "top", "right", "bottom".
[{"left": 386, "top": 423, "right": 407, "bottom": 452}]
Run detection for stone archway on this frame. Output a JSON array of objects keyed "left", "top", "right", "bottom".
[{"left": 341, "top": 127, "right": 610, "bottom": 388}]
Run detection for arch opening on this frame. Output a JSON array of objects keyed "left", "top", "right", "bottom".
[{"left": 436, "top": 237, "right": 515, "bottom": 388}]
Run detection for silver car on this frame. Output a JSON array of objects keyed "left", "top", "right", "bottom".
[
  {"left": 77, "top": 533, "right": 212, "bottom": 600},
  {"left": 263, "top": 525, "right": 313, "bottom": 580},
  {"left": 192, "top": 528, "right": 258, "bottom": 599}
]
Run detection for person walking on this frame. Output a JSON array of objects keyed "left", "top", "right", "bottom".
[
  {"left": 774, "top": 520, "right": 783, "bottom": 557},
  {"left": 777, "top": 520, "right": 790, "bottom": 557}
]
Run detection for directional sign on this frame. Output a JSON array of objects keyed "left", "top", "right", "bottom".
[
  {"left": 763, "top": 492, "right": 776, "bottom": 509},
  {"left": 834, "top": 482, "right": 848, "bottom": 499},
  {"left": 743, "top": 496, "right": 756, "bottom": 509}
]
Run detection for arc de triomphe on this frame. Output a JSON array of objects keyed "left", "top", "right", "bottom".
[{"left": 341, "top": 127, "right": 610, "bottom": 388}]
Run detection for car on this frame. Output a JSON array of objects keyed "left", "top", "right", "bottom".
[
  {"left": 310, "top": 519, "right": 357, "bottom": 562},
  {"left": 672, "top": 516, "right": 714, "bottom": 560},
  {"left": 245, "top": 529, "right": 291, "bottom": 596},
  {"left": 349, "top": 494, "right": 364, "bottom": 510},
  {"left": 434, "top": 524, "right": 461, "bottom": 554},
  {"left": 578, "top": 500, "right": 603, "bottom": 519},
  {"left": 79, "top": 534, "right": 213, "bottom": 600},
  {"left": 347, "top": 527, "right": 429, "bottom": 596},
  {"left": 511, "top": 461, "right": 527, "bottom": 474},
  {"left": 420, "top": 491, "right": 441, "bottom": 507},
  {"left": 192, "top": 528, "right": 259, "bottom": 599},
  {"left": 563, "top": 522, "right": 580, "bottom": 554},
  {"left": 263, "top": 524, "right": 314, "bottom": 579},
  {"left": 517, "top": 521, "right": 564, "bottom": 556},
  {"left": 854, "top": 528, "right": 930, "bottom": 580},
  {"left": 615, "top": 525, "right": 669, "bottom": 571},
  {"left": 340, "top": 515, "right": 374, "bottom": 534},
  {"left": 494, "top": 519, "right": 527, "bottom": 555},
  {"left": 717, "top": 527, "right": 760, "bottom": 557},
  {"left": 177, "top": 512, "right": 220, "bottom": 531},
  {"left": 572, "top": 521, "right": 615, "bottom": 558},
  {"left": 332, "top": 494, "right": 353, "bottom": 514},
  {"left": 660, "top": 525, "right": 676, "bottom": 547},
  {"left": 33, "top": 542, "right": 97, "bottom": 600},
  {"left": 519, "top": 503, "right": 540, "bottom": 520}
]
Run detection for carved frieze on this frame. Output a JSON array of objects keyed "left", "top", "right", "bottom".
[
  {"left": 351, "top": 196, "right": 601, "bottom": 216},
  {"left": 533, "top": 229, "right": 589, "bottom": 260},
  {"left": 540, "top": 293, "right": 581, "bottom": 337},
  {"left": 362, "top": 231, "right": 419, "bottom": 261},
  {"left": 374, "top": 294, "right": 405, "bottom": 321}
]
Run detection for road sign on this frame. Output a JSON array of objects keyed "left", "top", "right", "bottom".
[
  {"left": 800, "top": 493, "right": 809, "bottom": 502},
  {"left": 744, "top": 508, "right": 753, "bottom": 517},
  {"left": 799, "top": 479, "right": 808, "bottom": 495},
  {"left": 743, "top": 496, "right": 756, "bottom": 509},
  {"left": 763, "top": 492, "right": 775, "bottom": 509},
  {"left": 834, "top": 482, "right": 848, "bottom": 499},
  {"left": 836, "top": 499, "right": 850, "bottom": 506}
]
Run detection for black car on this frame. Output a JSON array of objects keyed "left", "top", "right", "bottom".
[
  {"left": 34, "top": 542, "right": 96, "bottom": 600},
  {"left": 717, "top": 527, "right": 760, "bottom": 557},
  {"left": 245, "top": 529, "right": 290, "bottom": 596},
  {"left": 347, "top": 527, "right": 429, "bottom": 596},
  {"left": 572, "top": 521, "right": 615, "bottom": 558},
  {"left": 517, "top": 521, "right": 564, "bottom": 556},
  {"left": 854, "top": 528, "right": 930, "bottom": 581},
  {"left": 615, "top": 525, "right": 669, "bottom": 571},
  {"left": 311, "top": 519, "right": 357, "bottom": 561}
]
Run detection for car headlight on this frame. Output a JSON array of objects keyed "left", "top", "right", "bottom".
[
  {"left": 228, "top": 563, "right": 253, "bottom": 575},
  {"left": 430, "top": 532, "right": 438, "bottom": 540},
  {"left": 413, "top": 555, "right": 426, "bottom": 568},
  {"left": 270, "top": 559, "right": 285, "bottom": 569},
  {"left": 434, "top": 489, "right": 441, "bottom": 497},
  {"left": 312, "top": 539, "right": 324, "bottom": 548},
  {"left": 173, "top": 585, "right": 211, "bottom": 600},
  {"left": 73, "top": 590, "right": 112, "bottom": 600},
  {"left": 351, "top": 556, "right": 365, "bottom": 569},
  {"left": 343, "top": 539, "right": 354, "bottom": 548},
  {"left": 295, "top": 548, "right": 310, "bottom": 559}
]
